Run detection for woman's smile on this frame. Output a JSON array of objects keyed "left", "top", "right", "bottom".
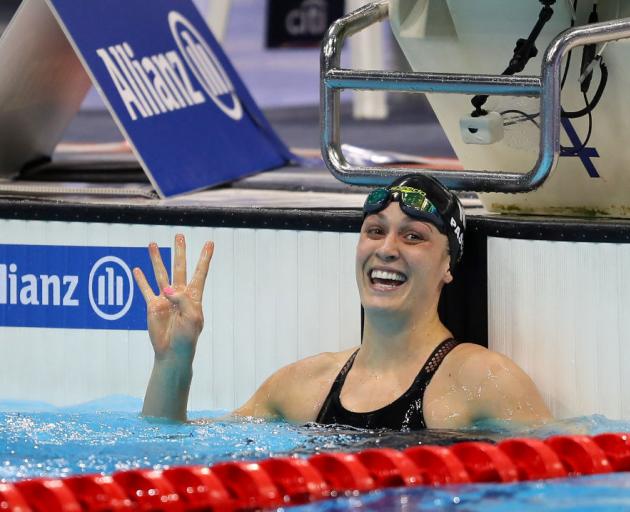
[{"left": 368, "top": 267, "right": 408, "bottom": 292}]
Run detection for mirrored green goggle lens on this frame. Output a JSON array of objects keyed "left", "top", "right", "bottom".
[
  {"left": 364, "top": 187, "right": 438, "bottom": 215},
  {"left": 400, "top": 191, "right": 437, "bottom": 214},
  {"left": 365, "top": 188, "right": 389, "bottom": 207}
]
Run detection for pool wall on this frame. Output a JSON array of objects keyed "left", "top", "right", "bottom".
[
  {"left": 472, "top": 214, "right": 630, "bottom": 421},
  {"left": 488, "top": 236, "right": 630, "bottom": 420},
  {"left": 0, "top": 218, "right": 361, "bottom": 410}
]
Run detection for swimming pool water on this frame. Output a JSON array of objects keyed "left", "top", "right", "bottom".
[
  {"left": 2, "top": 396, "right": 630, "bottom": 511},
  {"left": 0, "top": 396, "right": 492, "bottom": 481},
  {"left": 1, "top": 397, "right": 306, "bottom": 481},
  {"left": 293, "top": 474, "right": 630, "bottom": 512}
]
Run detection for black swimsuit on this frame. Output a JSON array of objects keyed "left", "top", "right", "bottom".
[{"left": 316, "top": 339, "right": 460, "bottom": 430}]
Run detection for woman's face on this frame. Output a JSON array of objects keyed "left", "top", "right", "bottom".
[{"left": 356, "top": 202, "right": 453, "bottom": 316}]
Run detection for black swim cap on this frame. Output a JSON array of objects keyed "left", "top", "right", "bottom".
[{"left": 363, "top": 174, "right": 465, "bottom": 266}]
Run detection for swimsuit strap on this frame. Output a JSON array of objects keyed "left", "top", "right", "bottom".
[
  {"left": 316, "top": 339, "right": 460, "bottom": 429},
  {"left": 418, "top": 338, "right": 460, "bottom": 382},
  {"left": 326, "top": 349, "right": 360, "bottom": 398},
  {"left": 315, "top": 349, "right": 359, "bottom": 424}
]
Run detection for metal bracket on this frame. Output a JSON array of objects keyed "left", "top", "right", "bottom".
[{"left": 320, "top": 0, "right": 630, "bottom": 192}]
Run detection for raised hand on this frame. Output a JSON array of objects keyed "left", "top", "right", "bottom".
[
  {"left": 134, "top": 234, "right": 214, "bottom": 362},
  {"left": 134, "top": 234, "right": 214, "bottom": 420}
]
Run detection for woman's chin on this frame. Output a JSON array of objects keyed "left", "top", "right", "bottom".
[{"left": 363, "top": 297, "right": 409, "bottom": 316}]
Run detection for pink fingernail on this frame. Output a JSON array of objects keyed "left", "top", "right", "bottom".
[{"left": 163, "top": 287, "right": 174, "bottom": 296}]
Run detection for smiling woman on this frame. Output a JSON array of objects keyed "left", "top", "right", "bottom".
[{"left": 137, "top": 174, "right": 552, "bottom": 430}]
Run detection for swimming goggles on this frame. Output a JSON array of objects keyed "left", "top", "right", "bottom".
[{"left": 363, "top": 185, "right": 445, "bottom": 231}]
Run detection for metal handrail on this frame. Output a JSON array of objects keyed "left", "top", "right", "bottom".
[{"left": 320, "top": 1, "right": 630, "bottom": 192}]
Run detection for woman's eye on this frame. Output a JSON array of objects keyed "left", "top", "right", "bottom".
[
  {"left": 366, "top": 226, "right": 384, "bottom": 236},
  {"left": 404, "top": 232, "right": 424, "bottom": 242}
]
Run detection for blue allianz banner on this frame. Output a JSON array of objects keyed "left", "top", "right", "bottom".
[
  {"left": 0, "top": 245, "right": 170, "bottom": 330},
  {"left": 47, "top": 0, "right": 292, "bottom": 197}
]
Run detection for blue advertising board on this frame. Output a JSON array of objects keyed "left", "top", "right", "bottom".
[
  {"left": 46, "top": 0, "right": 293, "bottom": 197},
  {"left": 0, "top": 244, "right": 170, "bottom": 330}
]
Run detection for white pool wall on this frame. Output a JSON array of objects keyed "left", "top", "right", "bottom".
[
  {"left": 0, "top": 219, "right": 362, "bottom": 411},
  {"left": 488, "top": 236, "right": 630, "bottom": 420}
]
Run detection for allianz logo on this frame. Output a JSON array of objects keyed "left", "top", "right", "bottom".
[
  {"left": 0, "top": 256, "right": 134, "bottom": 321},
  {"left": 96, "top": 11, "right": 242, "bottom": 122}
]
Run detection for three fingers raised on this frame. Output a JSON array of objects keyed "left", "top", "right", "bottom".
[{"left": 133, "top": 237, "right": 214, "bottom": 304}]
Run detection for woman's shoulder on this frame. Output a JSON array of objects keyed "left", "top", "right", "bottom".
[
  {"left": 426, "top": 342, "right": 552, "bottom": 426},
  {"left": 275, "top": 347, "right": 359, "bottom": 383},
  {"left": 442, "top": 342, "right": 522, "bottom": 384},
  {"left": 258, "top": 347, "right": 359, "bottom": 423}
]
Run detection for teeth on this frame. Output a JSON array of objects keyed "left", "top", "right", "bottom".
[{"left": 371, "top": 269, "right": 406, "bottom": 282}]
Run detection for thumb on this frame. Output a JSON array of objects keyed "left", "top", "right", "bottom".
[{"left": 162, "top": 287, "right": 197, "bottom": 318}]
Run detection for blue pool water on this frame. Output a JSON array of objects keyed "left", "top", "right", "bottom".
[
  {"left": 2, "top": 396, "right": 630, "bottom": 511},
  {"left": 293, "top": 474, "right": 630, "bottom": 511}
]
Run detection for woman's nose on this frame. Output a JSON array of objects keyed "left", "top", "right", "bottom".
[{"left": 375, "top": 233, "right": 399, "bottom": 261}]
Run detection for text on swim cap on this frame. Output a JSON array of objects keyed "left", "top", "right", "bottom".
[{"left": 450, "top": 217, "right": 464, "bottom": 246}]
